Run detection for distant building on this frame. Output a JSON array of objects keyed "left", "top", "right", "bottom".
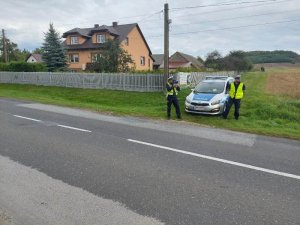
[
  {"left": 26, "top": 54, "right": 43, "bottom": 63},
  {"left": 158, "top": 52, "right": 204, "bottom": 70},
  {"left": 152, "top": 54, "right": 164, "bottom": 70}
]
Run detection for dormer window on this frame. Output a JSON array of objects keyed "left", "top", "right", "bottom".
[
  {"left": 70, "top": 36, "right": 78, "bottom": 45},
  {"left": 96, "top": 34, "right": 106, "bottom": 43}
]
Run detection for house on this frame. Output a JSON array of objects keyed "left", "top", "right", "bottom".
[
  {"left": 62, "top": 22, "right": 153, "bottom": 71},
  {"left": 159, "top": 52, "right": 204, "bottom": 70},
  {"left": 152, "top": 54, "right": 164, "bottom": 70},
  {"left": 26, "top": 54, "right": 43, "bottom": 63}
]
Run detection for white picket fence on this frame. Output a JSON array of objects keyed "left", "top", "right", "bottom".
[
  {"left": 0, "top": 71, "right": 237, "bottom": 92},
  {"left": 177, "top": 71, "right": 237, "bottom": 86},
  {"left": 0, "top": 72, "right": 165, "bottom": 92}
]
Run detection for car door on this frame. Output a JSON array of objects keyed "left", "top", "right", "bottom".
[{"left": 225, "top": 79, "right": 233, "bottom": 99}]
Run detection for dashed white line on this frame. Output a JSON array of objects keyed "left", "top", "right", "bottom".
[
  {"left": 57, "top": 124, "right": 92, "bottom": 133},
  {"left": 13, "top": 115, "right": 41, "bottom": 122},
  {"left": 128, "top": 139, "right": 300, "bottom": 180},
  {"left": 13, "top": 115, "right": 91, "bottom": 133}
]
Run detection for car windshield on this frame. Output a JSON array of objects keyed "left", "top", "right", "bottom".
[{"left": 194, "top": 82, "right": 225, "bottom": 94}]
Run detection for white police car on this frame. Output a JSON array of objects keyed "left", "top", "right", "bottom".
[{"left": 185, "top": 76, "right": 234, "bottom": 115}]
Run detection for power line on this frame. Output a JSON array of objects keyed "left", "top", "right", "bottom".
[
  {"left": 172, "top": 9, "right": 300, "bottom": 27},
  {"left": 170, "top": 0, "right": 282, "bottom": 11},
  {"left": 115, "top": 0, "right": 295, "bottom": 26},
  {"left": 171, "top": 18, "right": 300, "bottom": 35},
  {"left": 58, "top": 10, "right": 163, "bottom": 27},
  {"left": 171, "top": 0, "right": 294, "bottom": 19},
  {"left": 147, "top": 18, "right": 300, "bottom": 38},
  {"left": 137, "top": 10, "right": 163, "bottom": 23}
]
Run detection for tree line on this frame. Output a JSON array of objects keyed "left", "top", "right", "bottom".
[
  {"left": 244, "top": 51, "right": 300, "bottom": 64},
  {"left": 200, "top": 50, "right": 300, "bottom": 72},
  {"left": 203, "top": 50, "right": 253, "bottom": 72}
]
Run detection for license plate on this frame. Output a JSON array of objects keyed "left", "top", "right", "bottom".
[
  {"left": 195, "top": 106, "right": 204, "bottom": 110},
  {"left": 191, "top": 106, "right": 204, "bottom": 111}
]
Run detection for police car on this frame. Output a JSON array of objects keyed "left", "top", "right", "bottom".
[{"left": 185, "top": 76, "right": 234, "bottom": 115}]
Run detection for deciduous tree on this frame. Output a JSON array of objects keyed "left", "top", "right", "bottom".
[
  {"left": 224, "top": 51, "right": 253, "bottom": 72},
  {"left": 204, "top": 50, "right": 225, "bottom": 70},
  {"left": 0, "top": 37, "right": 29, "bottom": 62},
  {"left": 87, "top": 39, "right": 135, "bottom": 73}
]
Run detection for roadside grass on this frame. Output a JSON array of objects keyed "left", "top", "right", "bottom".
[{"left": 0, "top": 68, "right": 299, "bottom": 140}]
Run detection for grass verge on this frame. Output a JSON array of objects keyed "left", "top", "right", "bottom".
[{"left": 0, "top": 69, "right": 299, "bottom": 140}]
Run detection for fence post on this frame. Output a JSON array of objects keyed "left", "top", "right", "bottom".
[
  {"left": 123, "top": 74, "right": 126, "bottom": 91},
  {"left": 83, "top": 74, "right": 85, "bottom": 88},
  {"left": 147, "top": 74, "right": 150, "bottom": 92}
]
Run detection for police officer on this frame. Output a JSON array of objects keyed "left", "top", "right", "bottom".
[
  {"left": 166, "top": 76, "right": 181, "bottom": 119},
  {"left": 223, "top": 75, "right": 246, "bottom": 120}
]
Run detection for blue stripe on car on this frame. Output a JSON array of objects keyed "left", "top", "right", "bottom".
[{"left": 193, "top": 93, "right": 216, "bottom": 101}]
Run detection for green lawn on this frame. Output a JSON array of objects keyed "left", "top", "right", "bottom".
[{"left": 1, "top": 70, "right": 299, "bottom": 140}]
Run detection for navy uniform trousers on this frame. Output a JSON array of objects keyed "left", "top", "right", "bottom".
[
  {"left": 167, "top": 95, "right": 181, "bottom": 118},
  {"left": 223, "top": 97, "right": 241, "bottom": 119}
]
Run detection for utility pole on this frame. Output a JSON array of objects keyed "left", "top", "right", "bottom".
[
  {"left": 2, "top": 29, "right": 8, "bottom": 63},
  {"left": 163, "top": 3, "right": 170, "bottom": 88}
]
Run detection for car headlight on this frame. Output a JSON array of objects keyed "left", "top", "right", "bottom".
[
  {"left": 220, "top": 97, "right": 227, "bottom": 103},
  {"left": 185, "top": 98, "right": 191, "bottom": 104},
  {"left": 211, "top": 100, "right": 220, "bottom": 105}
]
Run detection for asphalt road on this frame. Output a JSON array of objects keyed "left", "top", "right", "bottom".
[{"left": 0, "top": 98, "right": 299, "bottom": 225}]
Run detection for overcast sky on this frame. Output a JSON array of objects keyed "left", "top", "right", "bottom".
[{"left": 1, "top": 0, "right": 299, "bottom": 58}]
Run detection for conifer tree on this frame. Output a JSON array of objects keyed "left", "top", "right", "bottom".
[{"left": 42, "top": 23, "right": 66, "bottom": 71}]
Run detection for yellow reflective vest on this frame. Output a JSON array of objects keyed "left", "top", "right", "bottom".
[
  {"left": 166, "top": 82, "right": 178, "bottom": 96},
  {"left": 229, "top": 82, "right": 244, "bottom": 99}
]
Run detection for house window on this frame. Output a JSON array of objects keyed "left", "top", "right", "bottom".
[
  {"left": 140, "top": 56, "right": 145, "bottom": 66},
  {"left": 70, "top": 36, "right": 78, "bottom": 45},
  {"left": 69, "top": 54, "right": 79, "bottom": 63},
  {"left": 91, "top": 53, "right": 102, "bottom": 62},
  {"left": 124, "top": 37, "right": 129, "bottom": 46},
  {"left": 96, "top": 34, "right": 106, "bottom": 43}
]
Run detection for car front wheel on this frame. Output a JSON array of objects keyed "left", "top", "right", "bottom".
[{"left": 223, "top": 102, "right": 227, "bottom": 113}]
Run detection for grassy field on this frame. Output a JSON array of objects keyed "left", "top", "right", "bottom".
[{"left": 0, "top": 68, "right": 300, "bottom": 140}]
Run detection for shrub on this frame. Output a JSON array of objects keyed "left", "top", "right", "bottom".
[
  {"left": 0, "top": 63, "right": 9, "bottom": 71},
  {"left": 0, "top": 62, "right": 47, "bottom": 72}
]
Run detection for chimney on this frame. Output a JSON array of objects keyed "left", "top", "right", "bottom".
[
  {"left": 94, "top": 24, "right": 99, "bottom": 28},
  {"left": 112, "top": 22, "right": 118, "bottom": 27}
]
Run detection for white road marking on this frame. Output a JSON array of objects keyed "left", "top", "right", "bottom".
[
  {"left": 13, "top": 115, "right": 41, "bottom": 122},
  {"left": 57, "top": 124, "right": 92, "bottom": 133},
  {"left": 12, "top": 114, "right": 91, "bottom": 133},
  {"left": 18, "top": 103, "right": 256, "bottom": 147},
  {"left": 128, "top": 139, "right": 300, "bottom": 180}
]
